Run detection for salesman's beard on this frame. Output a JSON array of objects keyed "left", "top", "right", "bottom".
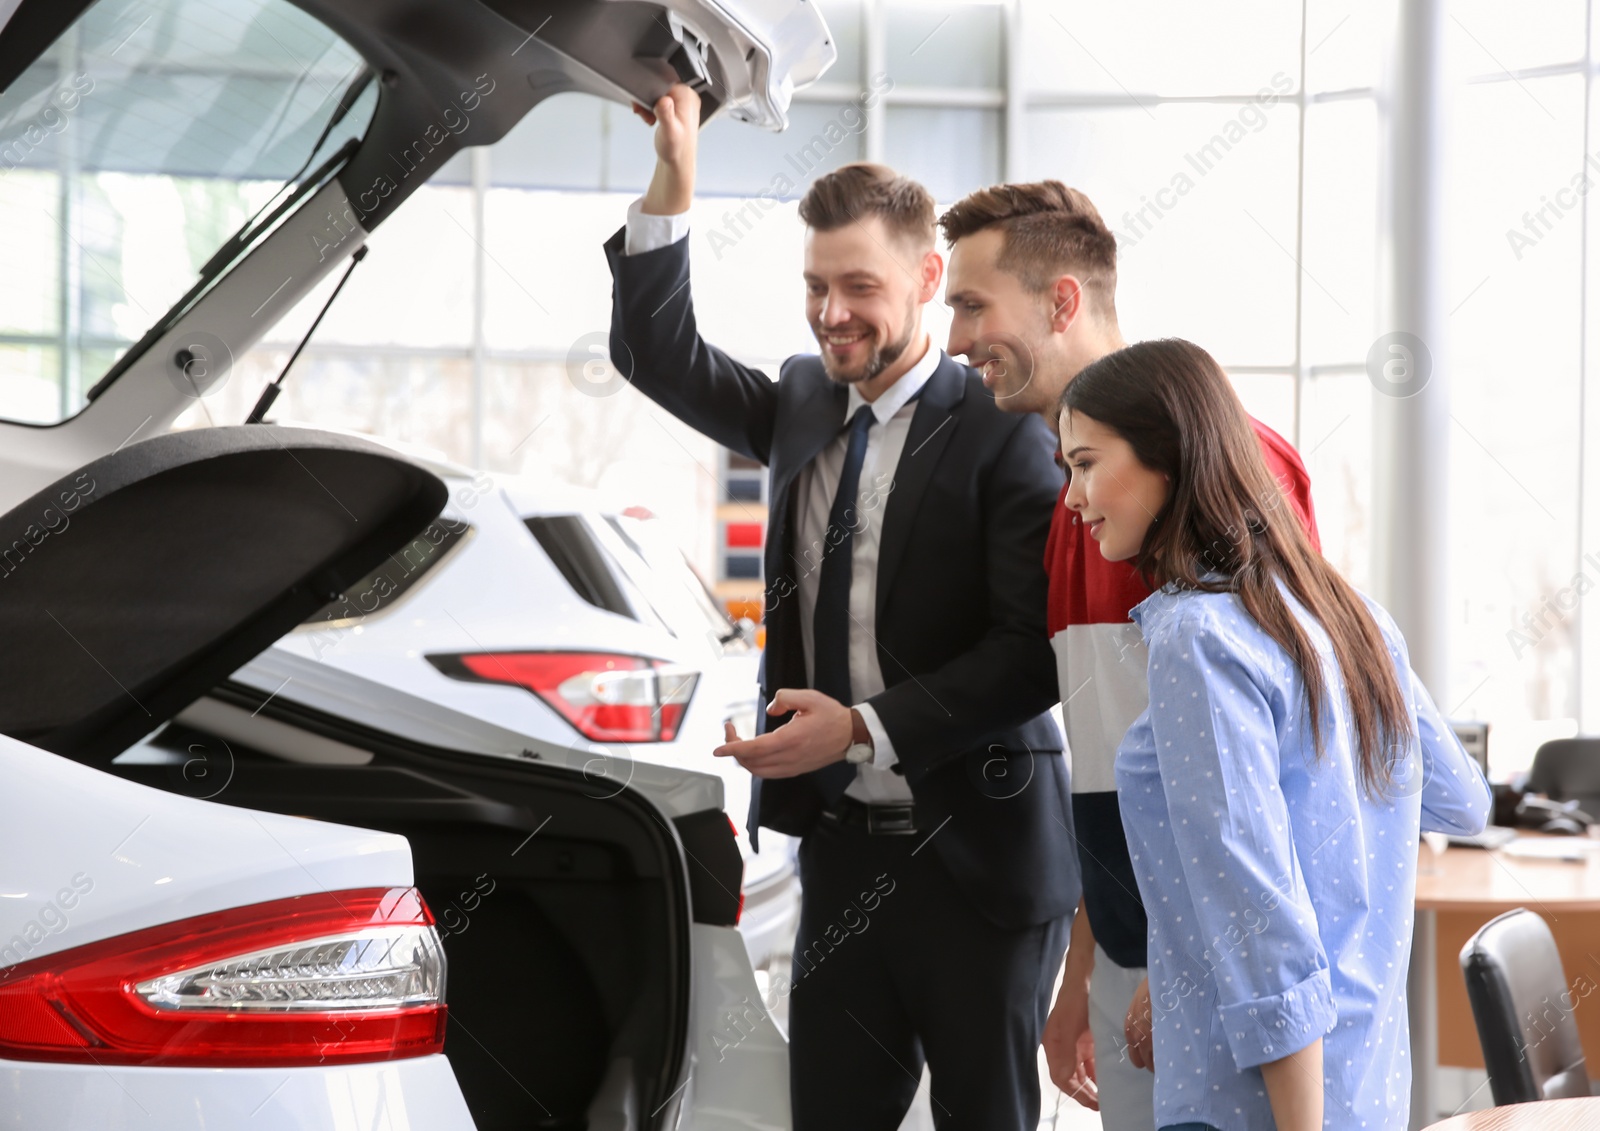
[{"left": 817, "top": 297, "right": 918, "bottom": 385}]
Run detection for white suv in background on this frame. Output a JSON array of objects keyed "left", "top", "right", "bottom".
[{"left": 251, "top": 446, "right": 799, "bottom": 973}]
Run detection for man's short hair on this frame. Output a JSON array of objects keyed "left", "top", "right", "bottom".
[
  {"left": 798, "top": 162, "right": 936, "bottom": 251},
  {"left": 939, "top": 181, "right": 1119, "bottom": 318}
]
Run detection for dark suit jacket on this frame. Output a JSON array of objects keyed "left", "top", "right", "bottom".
[{"left": 604, "top": 227, "right": 1080, "bottom": 929}]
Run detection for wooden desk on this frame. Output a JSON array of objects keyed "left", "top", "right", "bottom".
[
  {"left": 1423, "top": 1096, "right": 1600, "bottom": 1129},
  {"left": 1414, "top": 837, "right": 1600, "bottom": 914},
  {"left": 1410, "top": 835, "right": 1600, "bottom": 1129}
]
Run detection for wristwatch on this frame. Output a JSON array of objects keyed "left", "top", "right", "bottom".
[{"left": 844, "top": 707, "right": 875, "bottom": 764}]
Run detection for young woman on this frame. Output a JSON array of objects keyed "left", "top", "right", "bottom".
[{"left": 1058, "top": 338, "right": 1491, "bottom": 1131}]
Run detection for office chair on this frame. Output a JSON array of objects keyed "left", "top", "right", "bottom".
[
  {"left": 1460, "top": 908, "right": 1593, "bottom": 1104},
  {"left": 1528, "top": 737, "right": 1600, "bottom": 822}
]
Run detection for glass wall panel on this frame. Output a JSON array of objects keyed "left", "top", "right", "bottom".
[
  {"left": 885, "top": 3, "right": 1002, "bottom": 89},
  {"left": 1443, "top": 74, "right": 1585, "bottom": 768},
  {"left": 1301, "top": 369, "right": 1374, "bottom": 592},
  {"left": 817, "top": 0, "right": 864, "bottom": 86},
  {"left": 884, "top": 107, "right": 1001, "bottom": 204},
  {"left": 1304, "top": 0, "right": 1393, "bottom": 93},
  {"left": 1026, "top": 101, "right": 1299, "bottom": 366},
  {"left": 1448, "top": 0, "right": 1586, "bottom": 76},
  {"left": 1021, "top": 0, "right": 1299, "bottom": 98},
  {"left": 1302, "top": 99, "right": 1379, "bottom": 366},
  {"left": 1230, "top": 371, "right": 1297, "bottom": 443}
]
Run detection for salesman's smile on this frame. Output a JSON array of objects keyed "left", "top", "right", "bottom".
[{"left": 820, "top": 326, "right": 872, "bottom": 357}]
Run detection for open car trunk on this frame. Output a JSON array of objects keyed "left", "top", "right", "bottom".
[
  {"left": 115, "top": 685, "right": 709, "bottom": 1129},
  {"left": 0, "top": 427, "right": 744, "bottom": 1129}
]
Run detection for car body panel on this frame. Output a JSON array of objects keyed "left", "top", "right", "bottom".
[
  {"left": 0, "top": 1054, "right": 475, "bottom": 1130},
  {"left": 681, "top": 923, "right": 789, "bottom": 1130}
]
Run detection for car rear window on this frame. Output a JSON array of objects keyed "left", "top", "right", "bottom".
[
  {"left": 524, "top": 512, "right": 743, "bottom": 651},
  {"left": 524, "top": 514, "right": 636, "bottom": 621},
  {"left": 598, "top": 514, "right": 741, "bottom": 648},
  {"left": 0, "top": 0, "right": 376, "bottom": 425}
]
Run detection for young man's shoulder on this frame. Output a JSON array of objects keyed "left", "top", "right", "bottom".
[
  {"left": 1248, "top": 415, "right": 1321, "bottom": 547},
  {"left": 1249, "top": 417, "right": 1304, "bottom": 473}
]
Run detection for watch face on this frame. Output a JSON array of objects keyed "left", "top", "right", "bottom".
[{"left": 846, "top": 742, "right": 873, "bottom": 764}]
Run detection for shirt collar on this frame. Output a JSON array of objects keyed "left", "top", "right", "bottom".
[
  {"left": 847, "top": 334, "right": 939, "bottom": 425},
  {"left": 1128, "top": 567, "right": 1234, "bottom": 632},
  {"left": 1128, "top": 586, "right": 1171, "bottom": 631}
]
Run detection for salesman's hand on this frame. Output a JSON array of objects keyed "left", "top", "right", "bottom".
[
  {"left": 1124, "top": 976, "right": 1154, "bottom": 1072},
  {"left": 633, "top": 82, "right": 700, "bottom": 215},
  {"left": 1043, "top": 979, "right": 1098, "bottom": 1110},
  {"left": 713, "top": 689, "right": 853, "bottom": 779}
]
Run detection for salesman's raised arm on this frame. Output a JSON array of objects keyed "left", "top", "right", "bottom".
[{"left": 603, "top": 83, "right": 779, "bottom": 465}]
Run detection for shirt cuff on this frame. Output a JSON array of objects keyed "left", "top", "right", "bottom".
[
  {"left": 625, "top": 197, "right": 691, "bottom": 256},
  {"left": 853, "top": 702, "right": 898, "bottom": 771},
  {"left": 1217, "top": 966, "right": 1336, "bottom": 1070}
]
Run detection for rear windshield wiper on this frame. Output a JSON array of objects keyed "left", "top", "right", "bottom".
[{"left": 197, "top": 67, "right": 376, "bottom": 283}]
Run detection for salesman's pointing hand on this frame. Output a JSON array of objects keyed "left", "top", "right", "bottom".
[{"left": 713, "top": 689, "right": 854, "bottom": 779}]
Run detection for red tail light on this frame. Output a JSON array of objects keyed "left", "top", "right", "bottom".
[
  {"left": 429, "top": 651, "right": 698, "bottom": 742},
  {"left": 0, "top": 888, "right": 446, "bottom": 1067}
]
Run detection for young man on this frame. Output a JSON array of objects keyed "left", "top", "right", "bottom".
[
  {"left": 605, "top": 86, "right": 1078, "bottom": 1130},
  {"left": 939, "top": 181, "right": 1320, "bottom": 1130}
]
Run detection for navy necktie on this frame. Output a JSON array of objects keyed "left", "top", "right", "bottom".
[{"left": 811, "top": 402, "right": 877, "bottom": 803}]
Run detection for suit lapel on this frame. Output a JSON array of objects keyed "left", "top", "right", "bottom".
[
  {"left": 767, "top": 373, "right": 847, "bottom": 582},
  {"left": 760, "top": 371, "right": 845, "bottom": 694},
  {"left": 761, "top": 357, "right": 968, "bottom": 671},
  {"left": 875, "top": 356, "right": 966, "bottom": 628}
]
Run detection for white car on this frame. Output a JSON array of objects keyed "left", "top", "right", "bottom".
[
  {"left": 0, "top": 0, "right": 833, "bottom": 1125},
  {"left": 255, "top": 448, "right": 799, "bottom": 973},
  {"left": 0, "top": 427, "right": 789, "bottom": 1130}
]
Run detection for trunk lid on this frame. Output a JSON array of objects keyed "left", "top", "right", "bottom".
[{"left": 0, "top": 426, "right": 446, "bottom": 763}]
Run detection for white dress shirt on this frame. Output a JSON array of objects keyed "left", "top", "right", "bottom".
[{"left": 625, "top": 200, "right": 932, "bottom": 803}]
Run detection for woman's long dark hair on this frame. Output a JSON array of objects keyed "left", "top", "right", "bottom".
[{"left": 1063, "top": 338, "right": 1412, "bottom": 796}]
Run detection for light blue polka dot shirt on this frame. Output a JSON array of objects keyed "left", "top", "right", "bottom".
[{"left": 1116, "top": 580, "right": 1492, "bottom": 1131}]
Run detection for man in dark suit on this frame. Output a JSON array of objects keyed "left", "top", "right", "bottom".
[{"left": 604, "top": 83, "right": 1079, "bottom": 1130}]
